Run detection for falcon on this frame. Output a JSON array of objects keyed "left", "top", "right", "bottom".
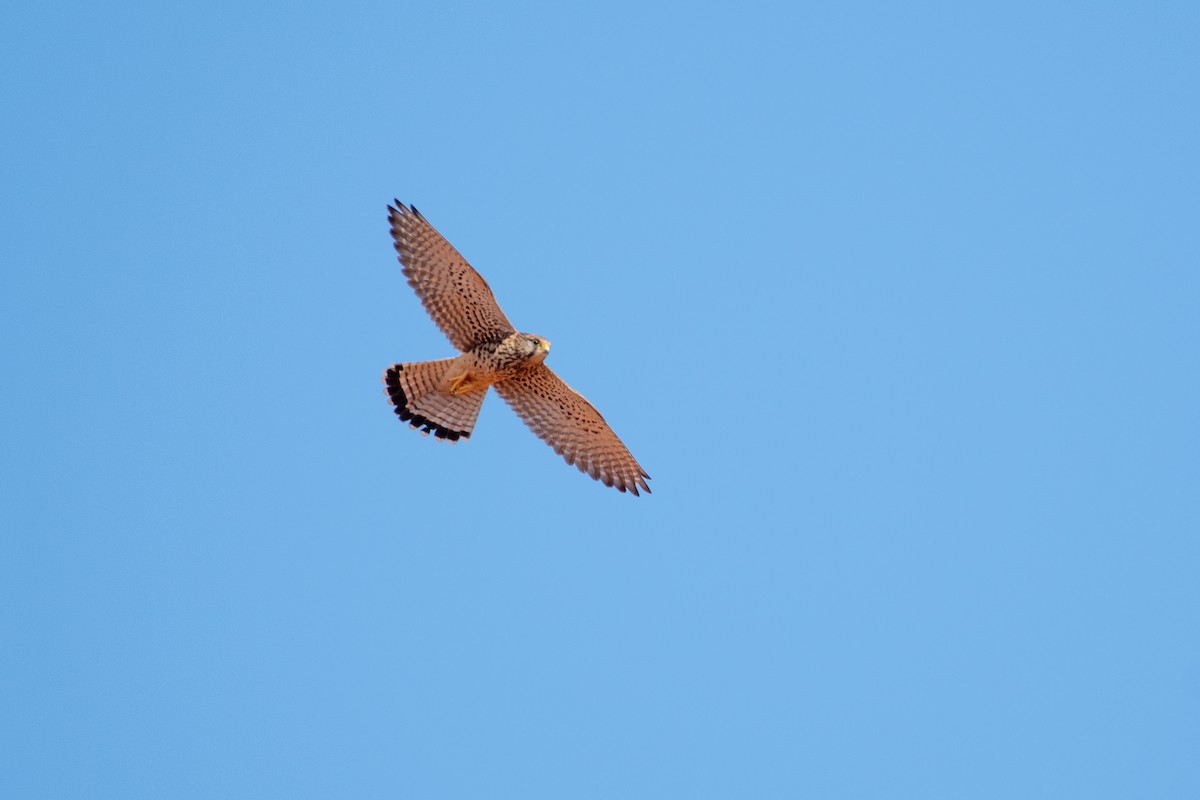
[{"left": 382, "top": 199, "right": 651, "bottom": 496}]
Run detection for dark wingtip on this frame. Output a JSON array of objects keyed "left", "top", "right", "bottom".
[{"left": 388, "top": 200, "right": 420, "bottom": 222}]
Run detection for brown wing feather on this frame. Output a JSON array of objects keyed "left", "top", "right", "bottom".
[
  {"left": 494, "top": 364, "right": 651, "bottom": 496},
  {"left": 388, "top": 201, "right": 516, "bottom": 351}
]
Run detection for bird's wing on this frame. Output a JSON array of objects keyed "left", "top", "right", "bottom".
[
  {"left": 389, "top": 201, "right": 516, "bottom": 351},
  {"left": 494, "top": 364, "right": 651, "bottom": 495}
]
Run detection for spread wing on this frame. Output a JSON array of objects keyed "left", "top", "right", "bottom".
[
  {"left": 494, "top": 364, "right": 651, "bottom": 496},
  {"left": 389, "top": 201, "right": 516, "bottom": 351}
]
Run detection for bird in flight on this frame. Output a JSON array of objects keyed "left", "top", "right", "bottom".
[{"left": 382, "top": 200, "right": 651, "bottom": 495}]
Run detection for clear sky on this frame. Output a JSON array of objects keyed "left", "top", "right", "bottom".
[{"left": 2, "top": 2, "right": 1198, "bottom": 797}]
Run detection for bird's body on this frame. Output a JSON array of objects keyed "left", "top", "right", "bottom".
[
  {"left": 440, "top": 333, "right": 551, "bottom": 395},
  {"left": 382, "top": 200, "right": 651, "bottom": 495}
]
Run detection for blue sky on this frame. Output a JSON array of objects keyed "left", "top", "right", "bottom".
[{"left": 2, "top": 2, "right": 1198, "bottom": 797}]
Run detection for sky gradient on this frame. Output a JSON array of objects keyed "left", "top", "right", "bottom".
[{"left": 3, "top": 2, "right": 1198, "bottom": 797}]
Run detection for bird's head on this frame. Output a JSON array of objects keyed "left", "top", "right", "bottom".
[{"left": 525, "top": 334, "right": 551, "bottom": 365}]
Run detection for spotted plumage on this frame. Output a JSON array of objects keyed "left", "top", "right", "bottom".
[{"left": 383, "top": 199, "right": 651, "bottom": 495}]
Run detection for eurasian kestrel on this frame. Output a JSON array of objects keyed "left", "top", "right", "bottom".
[{"left": 382, "top": 200, "right": 651, "bottom": 496}]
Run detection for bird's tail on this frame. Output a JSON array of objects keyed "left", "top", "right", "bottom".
[{"left": 383, "top": 359, "right": 487, "bottom": 442}]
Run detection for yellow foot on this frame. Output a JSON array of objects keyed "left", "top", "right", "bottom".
[{"left": 447, "top": 372, "right": 477, "bottom": 395}]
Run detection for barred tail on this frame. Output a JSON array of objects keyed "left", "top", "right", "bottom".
[{"left": 383, "top": 360, "right": 487, "bottom": 442}]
